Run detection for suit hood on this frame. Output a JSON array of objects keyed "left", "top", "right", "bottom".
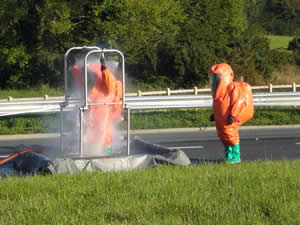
[{"left": 208, "top": 63, "right": 234, "bottom": 99}]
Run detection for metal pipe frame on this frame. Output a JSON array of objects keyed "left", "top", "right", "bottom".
[
  {"left": 63, "top": 47, "right": 128, "bottom": 157},
  {"left": 83, "top": 49, "right": 128, "bottom": 156},
  {"left": 84, "top": 49, "right": 126, "bottom": 110}
]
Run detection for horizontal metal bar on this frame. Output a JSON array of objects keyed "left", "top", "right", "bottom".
[{"left": 0, "top": 92, "right": 300, "bottom": 116}]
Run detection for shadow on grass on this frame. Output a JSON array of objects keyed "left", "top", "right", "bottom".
[{"left": 190, "top": 158, "right": 225, "bottom": 165}]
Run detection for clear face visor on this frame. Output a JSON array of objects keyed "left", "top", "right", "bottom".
[{"left": 208, "top": 73, "right": 221, "bottom": 95}]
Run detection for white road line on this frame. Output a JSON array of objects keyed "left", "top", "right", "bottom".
[
  {"left": 168, "top": 146, "right": 204, "bottom": 149},
  {"left": 296, "top": 143, "right": 300, "bottom": 145}
]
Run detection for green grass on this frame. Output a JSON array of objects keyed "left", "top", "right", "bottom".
[
  {"left": 0, "top": 114, "right": 59, "bottom": 134},
  {"left": 131, "top": 107, "right": 300, "bottom": 129},
  {"left": 267, "top": 35, "right": 293, "bottom": 52},
  {"left": 1, "top": 107, "right": 300, "bottom": 134},
  {"left": 0, "top": 161, "right": 299, "bottom": 224}
]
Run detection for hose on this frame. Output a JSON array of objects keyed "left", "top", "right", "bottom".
[{"left": 0, "top": 148, "right": 43, "bottom": 165}]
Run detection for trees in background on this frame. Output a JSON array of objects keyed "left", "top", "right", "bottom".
[
  {"left": 288, "top": 37, "right": 300, "bottom": 66},
  {"left": 0, "top": 0, "right": 298, "bottom": 89},
  {"left": 0, "top": 0, "right": 31, "bottom": 88},
  {"left": 100, "top": 0, "right": 273, "bottom": 88},
  {"left": 97, "top": 0, "right": 186, "bottom": 89},
  {"left": 0, "top": 0, "right": 104, "bottom": 88},
  {"left": 246, "top": 0, "right": 300, "bottom": 35},
  {"left": 154, "top": 0, "right": 250, "bottom": 88}
]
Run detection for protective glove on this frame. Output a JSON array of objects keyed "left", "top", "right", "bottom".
[
  {"left": 100, "top": 54, "right": 106, "bottom": 71},
  {"left": 228, "top": 116, "right": 235, "bottom": 125},
  {"left": 209, "top": 114, "right": 214, "bottom": 122}
]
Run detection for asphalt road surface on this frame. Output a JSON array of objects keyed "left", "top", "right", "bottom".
[
  {"left": 0, "top": 126, "right": 300, "bottom": 162},
  {"left": 136, "top": 127, "right": 300, "bottom": 162}
]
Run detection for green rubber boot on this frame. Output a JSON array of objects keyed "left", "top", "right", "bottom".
[
  {"left": 106, "top": 146, "right": 112, "bottom": 154},
  {"left": 224, "top": 145, "right": 234, "bottom": 163},
  {"left": 232, "top": 143, "right": 241, "bottom": 163}
]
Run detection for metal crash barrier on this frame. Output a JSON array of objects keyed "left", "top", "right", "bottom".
[{"left": 1, "top": 92, "right": 300, "bottom": 114}]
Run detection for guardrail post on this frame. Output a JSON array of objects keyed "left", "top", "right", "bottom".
[
  {"left": 137, "top": 90, "right": 142, "bottom": 96},
  {"left": 167, "top": 88, "right": 171, "bottom": 96},
  {"left": 269, "top": 83, "right": 273, "bottom": 93},
  {"left": 293, "top": 82, "right": 296, "bottom": 92},
  {"left": 194, "top": 86, "right": 198, "bottom": 95}
]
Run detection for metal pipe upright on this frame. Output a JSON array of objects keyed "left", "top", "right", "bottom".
[
  {"left": 127, "top": 106, "right": 131, "bottom": 155},
  {"left": 79, "top": 107, "right": 84, "bottom": 157},
  {"left": 59, "top": 104, "right": 64, "bottom": 155}
]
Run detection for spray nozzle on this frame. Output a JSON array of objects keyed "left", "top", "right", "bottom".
[
  {"left": 100, "top": 53, "right": 105, "bottom": 63},
  {"left": 100, "top": 53, "right": 106, "bottom": 70}
]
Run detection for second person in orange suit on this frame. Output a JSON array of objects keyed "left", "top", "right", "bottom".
[{"left": 208, "top": 63, "right": 254, "bottom": 163}]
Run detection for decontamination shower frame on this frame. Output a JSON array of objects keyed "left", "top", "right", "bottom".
[{"left": 60, "top": 46, "right": 131, "bottom": 157}]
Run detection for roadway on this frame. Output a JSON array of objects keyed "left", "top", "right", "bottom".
[
  {"left": 0, "top": 126, "right": 300, "bottom": 162},
  {"left": 135, "top": 126, "right": 300, "bottom": 162}
]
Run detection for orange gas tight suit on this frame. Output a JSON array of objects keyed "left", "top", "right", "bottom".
[
  {"left": 208, "top": 63, "right": 254, "bottom": 163},
  {"left": 71, "top": 63, "right": 122, "bottom": 154}
]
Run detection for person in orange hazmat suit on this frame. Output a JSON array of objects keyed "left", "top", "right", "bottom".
[
  {"left": 208, "top": 63, "right": 254, "bottom": 163},
  {"left": 71, "top": 55, "right": 122, "bottom": 154}
]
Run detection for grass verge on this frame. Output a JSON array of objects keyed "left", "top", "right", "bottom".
[
  {"left": 1, "top": 107, "right": 300, "bottom": 134},
  {"left": 0, "top": 161, "right": 299, "bottom": 224},
  {"left": 0, "top": 114, "right": 59, "bottom": 134},
  {"left": 131, "top": 107, "right": 300, "bottom": 129},
  {"left": 0, "top": 87, "right": 63, "bottom": 99},
  {"left": 267, "top": 35, "right": 293, "bottom": 52}
]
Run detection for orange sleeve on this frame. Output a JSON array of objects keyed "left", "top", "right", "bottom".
[
  {"left": 101, "top": 67, "right": 116, "bottom": 96},
  {"left": 87, "top": 64, "right": 104, "bottom": 102},
  {"left": 115, "top": 80, "right": 122, "bottom": 100},
  {"left": 112, "top": 80, "right": 123, "bottom": 119}
]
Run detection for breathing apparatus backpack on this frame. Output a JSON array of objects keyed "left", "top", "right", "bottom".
[{"left": 230, "top": 81, "right": 254, "bottom": 124}]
